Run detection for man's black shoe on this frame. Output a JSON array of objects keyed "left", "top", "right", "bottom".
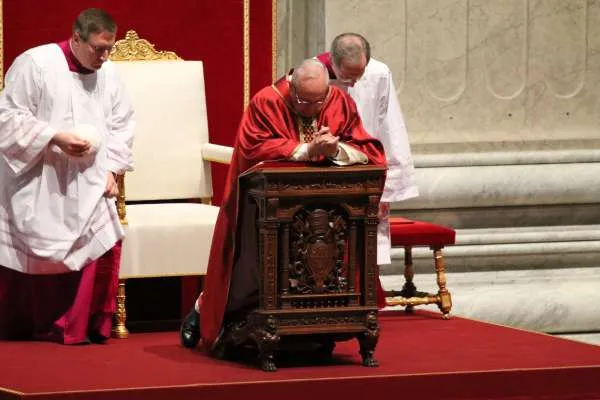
[{"left": 180, "top": 308, "right": 200, "bottom": 348}]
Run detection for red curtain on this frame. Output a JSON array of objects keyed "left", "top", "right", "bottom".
[{"left": 2, "top": 0, "right": 275, "bottom": 204}]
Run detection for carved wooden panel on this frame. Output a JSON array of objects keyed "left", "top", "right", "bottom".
[
  {"left": 289, "top": 207, "right": 348, "bottom": 295},
  {"left": 221, "top": 163, "right": 385, "bottom": 371}
]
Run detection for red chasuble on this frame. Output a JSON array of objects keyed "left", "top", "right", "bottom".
[
  {"left": 200, "top": 77, "right": 387, "bottom": 349},
  {"left": 316, "top": 52, "right": 337, "bottom": 79}
]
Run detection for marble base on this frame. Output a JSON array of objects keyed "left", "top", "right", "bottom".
[
  {"left": 400, "top": 163, "right": 600, "bottom": 210},
  {"left": 381, "top": 267, "right": 600, "bottom": 334},
  {"left": 381, "top": 225, "right": 600, "bottom": 275},
  {"left": 557, "top": 333, "right": 600, "bottom": 346}
]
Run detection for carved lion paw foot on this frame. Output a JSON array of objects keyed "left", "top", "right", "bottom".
[
  {"left": 211, "top": 341, "right": 230, "bottom": 360},
  {"left": 362, "top": 356, "right": 379, "bottom": 367},
  {"left": 261, "top": 357, "right": 277, "bottom": 372}
]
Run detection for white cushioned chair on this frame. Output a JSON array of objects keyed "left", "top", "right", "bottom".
[{"left": 109, "top": 31, "right": 232, "bottom": 337}]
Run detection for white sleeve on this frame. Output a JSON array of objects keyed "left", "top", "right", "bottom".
[
  {"left": 0, "top": 54, "right": 57, "bottom": 175},
  {"left": 291, "top": 142, "right": 368, "bottom": 165},
  {"left": 330, "top": 142, "right": 368, "bottom": 166},
  {"left": 378, "top": 71, "right": 418, "bottom": 202},
  {"left": 290, "top": 143, "right": 310, "bottom": 161},
  {"left": 105, "top": 67, "right": 135, "bottom": 174}
]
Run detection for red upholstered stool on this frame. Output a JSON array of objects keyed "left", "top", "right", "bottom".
[{"left": 385, "top": 217, "right": 456, "bottom": 319}]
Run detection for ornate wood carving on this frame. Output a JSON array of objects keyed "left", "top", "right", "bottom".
[
  {"left": 289, "top": 207, "right": 347, "bottom": 295},
  {"left": 251, "top": 315, "right": 280, "bottom": 372},
  {"left": 218, "top": 164, "right": 385, "bottom": 371},
  {"left": 278, "top": 314, "right": 364, "bottom": 328},
  {"left": 261, "top": 222, "right": 278, "bottom": 310},
  {"left": 365, "top": 229, "right": 378, "bottom": 307},
  {"left": 358, "top": 311, "right": 380, "bottom": 367},
  {"left": 266, "top": 177, "right": 384, "bottom": 193}
]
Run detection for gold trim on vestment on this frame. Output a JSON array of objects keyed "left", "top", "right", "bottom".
[
  {"left": 243, "top": 0, "right": 250, "bottom": 109},
  {"left": 272, "top": 0, "right": 278, "bottom": 82}
]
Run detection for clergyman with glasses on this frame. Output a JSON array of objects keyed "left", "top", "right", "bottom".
[
  {"left": 179, "top": 58, "right": 387, "bottom": 350},
  {"left": 0, "top": 8, "right": 135, "bottom": 344},
  {"left": 317, "top": 33, "right": 419, "bottom": 276}
]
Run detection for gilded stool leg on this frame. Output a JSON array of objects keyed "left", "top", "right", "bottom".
[
  {"left": 432, "top": 247, "right": 452, "bottom": 319},
  {"left": 111, "top": 279, "right": 130, "bottom": 338},
  {"left": 400, "top": 246, "right": 416, "bottom": 312}
]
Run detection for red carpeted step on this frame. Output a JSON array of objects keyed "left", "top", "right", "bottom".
[{"left": 1, "top": 311, "right": 599, "bottom": 400}]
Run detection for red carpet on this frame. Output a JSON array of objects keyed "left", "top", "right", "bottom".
[{"left": 1, "top": 311, "right": 600, "bottom": 400}]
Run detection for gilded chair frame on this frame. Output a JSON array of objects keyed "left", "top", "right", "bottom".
[
  {"left": 109, "top": 30, "right": 183, "bottom": 225},
  {"left": 108, "top": 31, "right": 195, "bottom": 338}
]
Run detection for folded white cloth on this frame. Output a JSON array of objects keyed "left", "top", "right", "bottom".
[{"left": 73, "top": 124, "right": 102, "bottom": 157}]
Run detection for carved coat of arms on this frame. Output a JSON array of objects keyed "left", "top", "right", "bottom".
[{"left": 290, "top": 208, "right": 347, "bottom": 294}]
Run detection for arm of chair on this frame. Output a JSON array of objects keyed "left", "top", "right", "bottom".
[
  {"left": 116, "top": 143, "right": 232, "bottom": 225},
  {"left": 202, "top": 143, "right": 233, "bottom": 165}
]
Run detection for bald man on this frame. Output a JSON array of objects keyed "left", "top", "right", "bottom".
[{"left": 180, "top": 59, "right": 386, "bottom": 351}]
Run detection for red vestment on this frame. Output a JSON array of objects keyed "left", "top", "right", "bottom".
[
  {"left": 316, "top": 52, "right": 337, "bottom": 79},
  {"left": 200, "top": 77, "right": 387, "bottom": 348}
]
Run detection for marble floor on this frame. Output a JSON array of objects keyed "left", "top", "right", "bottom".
[
  {"left": 556, "top": 333, "right": 600, "bottom": 346},
  {"left": 381, "top": 267, "right": 600, "bottom": 336}
]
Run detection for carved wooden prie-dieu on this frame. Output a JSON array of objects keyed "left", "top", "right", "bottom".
[{"left": 215, "top": 162, "right": 386, "bottom": 371}]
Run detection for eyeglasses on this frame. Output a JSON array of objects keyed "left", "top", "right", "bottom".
[
  {"left": 335, "top": 72, "right": 364, "bottom": 85},
  {"left": 332, "top": 63, "right": 364, "bottom": 85},
  {"left": 87, "top": 42, "right": 114, "bottom": 55},
  {"left": 291, "top": 85, "right": 328, "bottom": 106},
  {"left": 337, "top": 76, "right": 361, "bottom": 85}
]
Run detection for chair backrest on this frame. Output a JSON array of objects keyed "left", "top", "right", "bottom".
[{"left": 109, "top": 31, "right": 213, "bottom": 220}]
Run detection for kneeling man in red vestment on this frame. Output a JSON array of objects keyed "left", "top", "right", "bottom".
[{"left": 180, "top": 59, "right": 387, "bottom": 350}]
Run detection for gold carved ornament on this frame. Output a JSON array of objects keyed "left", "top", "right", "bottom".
[
  {"left": 108, "top": 30, "right": 181, "bottom": 225},
  {"left": 109, "top": 30, "right": 181, "bottom": 62}
]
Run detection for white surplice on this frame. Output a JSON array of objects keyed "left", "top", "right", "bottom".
[
  {"left": 0, "top": 44, "right": 135, "bottom": 274},
  {"left": 334, "top": 58, "right": 419, "bottom": 265}
]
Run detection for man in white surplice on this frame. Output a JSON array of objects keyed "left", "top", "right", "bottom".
[
  {"left": 317, "top": 33, "right": 419, "bottom": 267},
  {"left": 0, "top": 8, "right": 134, "bottom": 344}
]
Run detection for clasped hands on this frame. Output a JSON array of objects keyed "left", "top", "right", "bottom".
[{"left": 307, "top": 126, "right": 340, "bottom": 161}]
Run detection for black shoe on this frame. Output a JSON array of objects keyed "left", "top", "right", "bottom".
[
  {"left": 88, "top": 331, "right": 108, "bottom": 344},
  {"left": 180, "top": 308, "right": 200, "bottom": 348}
]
